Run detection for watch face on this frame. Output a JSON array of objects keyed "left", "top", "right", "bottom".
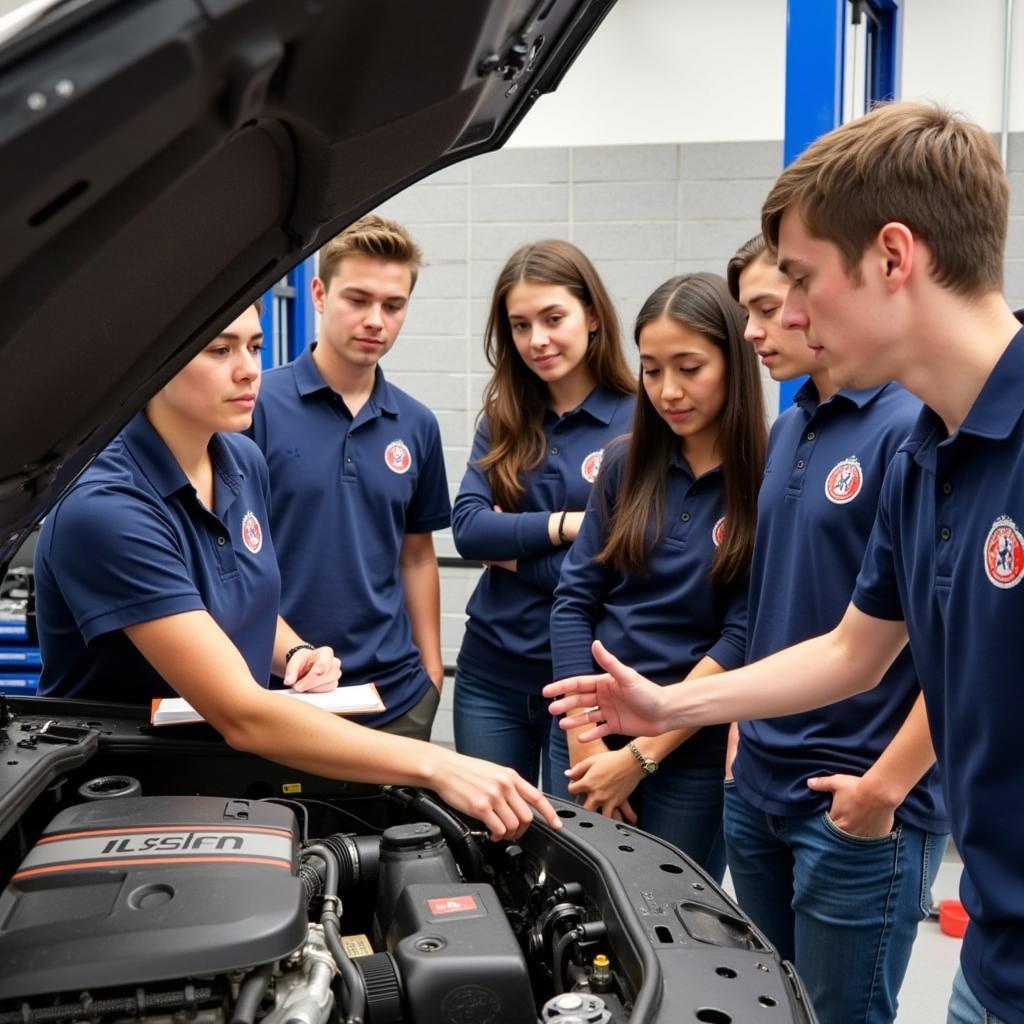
[{"left": 642, "top": 761, "right": 658, "bottom": 775}]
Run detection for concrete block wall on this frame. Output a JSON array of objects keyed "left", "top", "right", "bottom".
[{"left": 372, "top": 135, "right": 1024, "bottom": 746}]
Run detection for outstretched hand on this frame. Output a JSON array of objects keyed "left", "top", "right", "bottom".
[{"left": 543, "top": 641, "right": 667, "bottom": 740}]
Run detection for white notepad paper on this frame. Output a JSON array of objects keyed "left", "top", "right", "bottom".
[{"left": 150, "top": 684, "right": 385, "bottom": 727}]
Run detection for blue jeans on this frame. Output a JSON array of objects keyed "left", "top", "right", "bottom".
[
  {"left": 947, "top": 967, "right": 1008, "bottom": 1024},
  {"left": 724, "top": 782, "right": 948, "bottom": 1024},
  {"left": 453, "top": 669, "right": 570, "bottom": 797},
  {"left": 549, "top": 735, "right": 726, "bottom": 883}
]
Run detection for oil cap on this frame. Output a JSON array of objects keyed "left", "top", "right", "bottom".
[{"left": 381, "top": 822, "right": 443, "bottom": 850}]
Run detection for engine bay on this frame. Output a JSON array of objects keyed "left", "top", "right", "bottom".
[{"left": 0, "top": 696, "right": 815, "bottom": 1023}]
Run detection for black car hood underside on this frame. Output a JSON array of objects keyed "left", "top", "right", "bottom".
[{"left": 0, "top": 0, "right": 617, "bottom": 567}]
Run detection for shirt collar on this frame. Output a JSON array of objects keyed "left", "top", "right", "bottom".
[
  {"left": 293, "top": 345, "right": 399, "bottom": 416},
  {"left": 793, "top": 377, "right": 889, "bottom": 416},
  {"left": 121, "top": 412, "right": 244, "bottom": 500},
  {"left": 547, "top": 385, "right": 627, "bottom": 426},
  {"left": 668, "top": 446, "right": 723, "bottom": 483},
  {"left": 121, "top": 413, "right": 190, "bottom": 498},
  {"left": 956, "top": 325, "right": 1024, "bottom": 441},
  {"left": 904, "top": 325, "right": 1024, "bottom": 469}
]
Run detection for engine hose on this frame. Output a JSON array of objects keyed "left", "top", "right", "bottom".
[
  {"left": 231, "top": 962, "right": 273, "bottom": 1024},
  {"left": 304, "top": 843, "right": 367, "bottom": 1024},
  {"left": 300, "top": 834, "right": 381, "bottom": 910},
  {"left": 299, "top": 860, "right": 324, "bottom": 907},
  {"left": 552, "top": 928, "right": 579, "bottom": 992},
  {"left": 384, "top": 787, "right": 486, "bottom": 880}
]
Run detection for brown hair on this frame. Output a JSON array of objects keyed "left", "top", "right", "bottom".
[
  {"left": 762, "top": 101, "right": 1008, "bottom": 296},
  {"left": 726, "top": 234, "right": 769, "bottom": 302},
  {"left": 477, "top": 240, "right": 635, "bottom": 511},
  {"left": 318, "top": 214, "right": 424, "bottom": 290},
  {"left": 598, "top": 273, "right": 766, "bottom": 585}
]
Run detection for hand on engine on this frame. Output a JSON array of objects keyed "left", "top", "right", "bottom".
[{"left": 431, "top": 750, "right": 562, "bottom": 842}]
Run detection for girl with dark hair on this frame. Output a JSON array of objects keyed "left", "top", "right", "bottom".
[
  {"left": 549, "top": 272, "right": 766, "bottom": 878},
  {"left": 451, "top": 240, "right": 635, "bottom": 792}
]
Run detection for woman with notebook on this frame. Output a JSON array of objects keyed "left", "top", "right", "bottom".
[{"left": 33, "top": 302, "right": 561, "bottom": 841}]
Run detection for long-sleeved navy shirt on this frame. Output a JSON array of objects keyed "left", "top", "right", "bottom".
[
  {"left": 453, "top": 385, "right": 633, "bottom": 693},
  {"left": 550, "top": 443, "right": 746, "bottom": 767}
]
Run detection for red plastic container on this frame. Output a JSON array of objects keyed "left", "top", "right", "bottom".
[{"left": 939, "top": 899, "right": 969, "bottom": 938}]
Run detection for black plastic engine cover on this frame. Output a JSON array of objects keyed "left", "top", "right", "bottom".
[
  {"left": 0, "top": 796, "right": 304, "bottom": 999},
  {"left": 390, "top": 883, "right": 535, "bottom": 1024}
]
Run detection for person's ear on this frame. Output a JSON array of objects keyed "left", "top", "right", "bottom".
[
  {"left": 876, "top": 223, "right": 915, "bottom": 292},
  {"left": 311, "top": 276, "right": 326, "bottom": 314}
]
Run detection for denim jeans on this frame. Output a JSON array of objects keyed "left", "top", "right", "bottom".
[
  {"left": 724, "top": 782, "right": 948, "bottom": 1024},
  {"left": 947, "top": 967, "right": 1008, "bottom": 1024},
  {"left": 453, "top": 669, "right": 569, "bottom": 797},
  {"left": 549, "top": 733, "right": 726, "bottom": 882}
]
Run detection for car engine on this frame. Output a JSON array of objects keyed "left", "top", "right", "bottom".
[{"left": 0, "top": 698, "right": 815, "bottom": 1024}]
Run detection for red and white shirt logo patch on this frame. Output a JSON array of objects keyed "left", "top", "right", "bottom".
[
  {"left": 984, "top": 515, "right": 1024, "bottom": 589},
  {"left": 712, "top": 517, "right": 726, "bottom": 548},
  {"left": 384, "top": 440, "right": 412, "bottom": 475},
  {"left": 581, "top": 449, "right": 604, "bottom": 484},
  {"left": 824, "top": 456, "right": 863, "bottom": 505},
  {"left": 241, "top": 511, "right": 263, "bottom": 554}
]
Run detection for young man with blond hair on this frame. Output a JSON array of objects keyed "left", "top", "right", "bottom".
[
  {"left": 547, "top": 102, "right": 1024, "bottom": 1024},
  {"left": 251, "top": 215, "right": 449, "bottom": 739}
]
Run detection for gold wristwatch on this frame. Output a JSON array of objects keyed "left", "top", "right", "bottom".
[{"left": 627, "top": 741, "right": 659, "bottom": 776}]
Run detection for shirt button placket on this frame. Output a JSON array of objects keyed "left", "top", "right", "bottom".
[{"left": 935, "top": 472, "right": 956, "bottom": 576}]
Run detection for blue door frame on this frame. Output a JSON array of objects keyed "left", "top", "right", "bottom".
[
  {"left": 259, "top": 256, "right": 318, "bottom": 369},
  {"left": 779, "top": 0, "right": 901, "bottom": 412}
]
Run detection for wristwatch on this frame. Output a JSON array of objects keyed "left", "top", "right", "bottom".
[{"left": 627, "top": 741, "right": 659, "bottom": 776}]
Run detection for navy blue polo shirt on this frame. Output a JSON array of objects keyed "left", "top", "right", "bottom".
[
  {"left": 733, "top": 381, "right": 947, "bottom": 833},
  {"left": 35, "top": 413, "right": 280, "bottom": 702},
  {"left": 250, "top": 347, "right": 450, "bottom": 726},
  {"left": 853, "top": 326, "right": 1024, "bottom": 1023},
  {"left": 551, "top": 443, "right": 743, "bottom": 767},
  {"left": 453, "top": 386, "right": 633, "bottom": 692}
]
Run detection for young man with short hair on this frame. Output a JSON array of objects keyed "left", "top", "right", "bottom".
[
  {"left": 251, "top": 215, "right": 449, "bottom": 739},
  {"left": 547, "top": 102, "right": 1024, "bottom": 1023},
  {"left": 724, "top": 235, "right": 947, "bottom": 1024}
]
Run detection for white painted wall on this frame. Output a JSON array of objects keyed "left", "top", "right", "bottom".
[
  {"left": 902, "top": 0, "right": 1024, "bottom": 131},
  {"left": 509, "top": 0, "right": 1024, "bottom": 147},
  {"left": 509, "top": 0, "right": 787, "bottom": 147}
]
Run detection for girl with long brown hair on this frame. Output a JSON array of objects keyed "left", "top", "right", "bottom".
[
  {"left": 549, "top": 272, "right": 766, "bottom": 879},
  {"left": 451, "top": 240, "right": 634, "bottom": 792}
]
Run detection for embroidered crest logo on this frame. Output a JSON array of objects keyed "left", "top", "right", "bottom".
[
  {"left": 712, "top": 517, "right": 726, "bottom": 548},
  {"left": 240, "top": 511, "right": 263, "bottom": 554},
  {"left": 825, "top": 456, "right": 864, "bottom": 505},
  {"left": 384, "top": 440, "right": 412, "bottom": 475},
  {"left": 983, "top": 515, "right": 1024, "bottom": 589},
  {"left": 581, "top": 449, "right": 604, "bottom": 483}
]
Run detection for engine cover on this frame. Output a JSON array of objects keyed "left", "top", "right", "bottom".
[{"left": 0, "top": 796, "right": 305, "bottom": 999}]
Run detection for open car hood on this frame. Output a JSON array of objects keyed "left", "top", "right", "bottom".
[{"left": 0, "top": 0, "right": 617, "bottom": 568}]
